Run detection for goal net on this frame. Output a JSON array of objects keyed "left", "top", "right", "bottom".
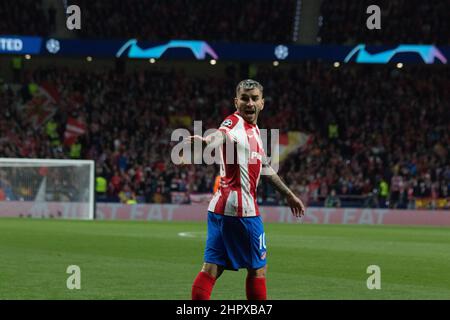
[{"left": 0, "top": 158, "right": 95, "bottom": 220}]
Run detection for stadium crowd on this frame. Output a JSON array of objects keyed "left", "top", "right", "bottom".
[
  {"left": 1, "top": 62, "right": 448, "bottom": 209},
  {"left": 69, "top": 0, "right": 295, "bottom": 43},
  {"left": 318, "top": 0, "right": 450, "bottom": 44},
  {"left": 2, "top": 1, "right": 449, "bottom": 46},
  {"left": 0, "top": 0, "right": 53, "bottom": 36}
]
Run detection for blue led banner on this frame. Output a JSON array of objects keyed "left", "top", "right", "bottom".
[
  {"left": 344, "top": 44, "right": 448, "bottom": 64},
  {"left": 0, "top": 35, "right": 42, "bottom": 54},
  {"left": 0, "top": 35, "right": 448, "bottom": 64}
]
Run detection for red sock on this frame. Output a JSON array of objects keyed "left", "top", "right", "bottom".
[
  {"left": 246, "top": 276, "right": 267, "bottom": 300},
  {"left": 192, "top": 271, "right": 216, "bottom": 300}
]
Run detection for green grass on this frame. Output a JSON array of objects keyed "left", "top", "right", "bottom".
[{"left": 0, "top": 217, "right": 449, "bottom": 300}]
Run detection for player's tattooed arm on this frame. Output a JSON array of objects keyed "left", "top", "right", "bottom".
[
  {"left": 263, "top": 166, "right": 291, "bottom": 196},
  {"left": 263, "top": 162, "right": 306, "bottom": 217}
]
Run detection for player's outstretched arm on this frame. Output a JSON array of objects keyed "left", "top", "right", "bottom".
[
  {"left": 184, "top": 130, "right": 226, "bottom": 148},
  {"left": 263, "top": 164, "right": 306, "bottom": 218}
]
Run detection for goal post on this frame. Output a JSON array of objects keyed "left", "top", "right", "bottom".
[{"left": 0, "top": 158, "right": 95, "bottom": 220}]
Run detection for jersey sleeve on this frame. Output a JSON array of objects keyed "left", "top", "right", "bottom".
[
  {"left": 218, "top": 114, "right": 239, "bottom": 141},
  {"left": 218, "top": 114, "right": 239, "bottom": 133}
]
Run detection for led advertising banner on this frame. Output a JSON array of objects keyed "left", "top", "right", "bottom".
[
  {"left": 0, "top": 35, "right": 448, "bottom": 64},
  {"left": 0, "top": 35, "right": 42, "bottom": 54}
]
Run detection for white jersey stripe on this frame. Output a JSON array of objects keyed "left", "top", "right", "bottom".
[{"left": 208, "top": 189, "right": 221, "bottom": 212}]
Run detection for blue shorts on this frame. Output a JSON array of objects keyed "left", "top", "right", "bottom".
[{"left": 204, "top": 211, "right": 267, "bottom": 271}]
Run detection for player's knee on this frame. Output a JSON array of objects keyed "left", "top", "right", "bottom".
[
  {"left": 201, "top": 263, "right": 224, "bottom": 279},
  {"left": 247, "top": 266, "right": 266, "bottom": 278}
]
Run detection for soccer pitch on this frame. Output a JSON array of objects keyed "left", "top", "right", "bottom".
[{"left": 1, "top": 218, "right": 449, "bottom": 300}]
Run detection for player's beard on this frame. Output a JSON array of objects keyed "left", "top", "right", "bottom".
[{"left": 240, "top": 108, "right": 258, "bottom": 124}]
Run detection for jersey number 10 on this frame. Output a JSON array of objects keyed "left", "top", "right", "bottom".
[{"left": 259, "top": 233, "right": 267, "bottom": 250}]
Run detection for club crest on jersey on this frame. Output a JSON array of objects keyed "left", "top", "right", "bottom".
[{"left": 221, "top": 119, "right": 233, "bottom": 127}]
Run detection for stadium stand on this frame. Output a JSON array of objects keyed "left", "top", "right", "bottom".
[
  {"left": 1, "top": 62, "right": 448, "bottom": 208},
  {"left": 318, "top": 0, "right": 450, "bottom": 44},
  {"left": 3, "top": 1, "right": 448, "bottom": 45},
  {"left": 0, "top": 1, "right": 448, "bottom": 209},
  {"left": 0, "top": 0, "right": 51, "bottom": 36},
  {"left": 70, "top": 0, "right": 296, "bottom": 43}
]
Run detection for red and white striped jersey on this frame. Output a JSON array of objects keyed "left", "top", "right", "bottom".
[{"left": 208, "top": 112, "right": 265, "bottom": 217}]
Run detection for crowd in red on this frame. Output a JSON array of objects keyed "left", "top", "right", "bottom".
[
  {"left": 0, "top": 1, "right": 448, "bottom": 208},
  {"left": 1, "top": 62, "right": 448, "bottom": 208}
]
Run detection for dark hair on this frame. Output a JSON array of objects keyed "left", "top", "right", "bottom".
[{"left": 236, "top": 79, "right": 263, "bottom": 96}]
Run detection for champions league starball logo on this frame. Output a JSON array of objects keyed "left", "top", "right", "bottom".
[
  {"left": 221, "top": 119, "right": 233, "bottom": 127},
  {"left": 274, "top": 45, "right": 289, "bottom": 60},
  {"left": 46, "top": 39, "right": 60, "bottom": 54}
]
